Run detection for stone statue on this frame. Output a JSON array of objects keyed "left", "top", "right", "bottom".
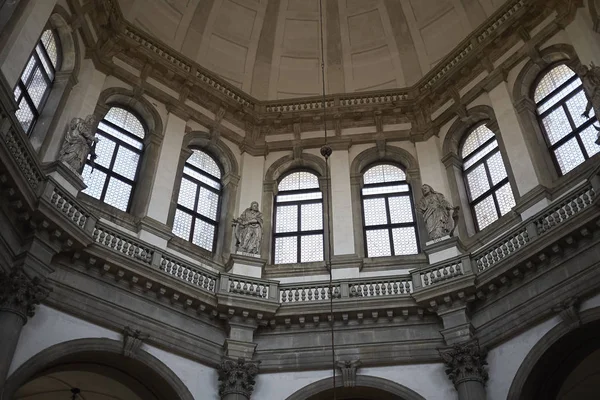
[
  {"left": 416, "top": 184, "right": 459, "bottom": 241},
  {"left": 232, "top": 201, "right": 263, "bottom": 255},
  {"left": 58, "top": 115, "right": 98, "bottom": 172},
  {"left": 576, "top": 63, "right": 600, "bottom": 136}
]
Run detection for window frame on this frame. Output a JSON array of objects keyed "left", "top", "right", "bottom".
[
  {"left": 360, "top": 162, "right": 420, "bottom": 258},
  {"left": 14, "top": 28, "right": 61, "bottom": 135},
  {"left": 82, "top": 106, "right": 146, "bottom": 213},
  {"left": 460, "top": 123, "right": 514, "bottom": 232},
  {"left": 534, "top": 63, "right": 599, "bottom": 176},
  {"left": 272, "top": 169, "right": 325, "bottom": 264},
  {"left": 173, "top": 149, "right": 223, "bottom": 254}
]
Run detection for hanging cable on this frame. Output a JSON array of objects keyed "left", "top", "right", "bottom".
[{"left": 317, "top": 0, "right": 336, "bottom": 398}]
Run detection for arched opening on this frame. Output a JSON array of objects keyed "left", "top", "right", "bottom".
[
  {"left": 285, "top": 375, "right": 426, "bottom": 400},
  {"left": 3, "top": 339, "right": 194, "bottom": 400},
  {"left": 510, "top": 319, "right": 600, "bottom": 400}
]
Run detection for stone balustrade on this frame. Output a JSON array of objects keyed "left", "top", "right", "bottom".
[
  {"left": 414, "top": 258, "right": 466, "bottom": 288},
  {"left": 220, "top": 274, "right": 272, "bottom": 299},
  {"left": 43, "top": 180, "right": 92, "bottom": 231},
  {"left": 535, "top": 184, "right": 595, "bottom": 235},
  {"left": 474, "top": 227, "right": 530, "bottom": 273},
  {"left": 279, "top": 281, "right": 340, "bottom": 303},
  {"left": 348, "top": 277, "right": 412, "bottom": 297},
  {"left": 159, "top": 254, "right": 217, "bottom": 293},
  {"left": 92, "top": 224, "right": 154, "bottom": 265}
]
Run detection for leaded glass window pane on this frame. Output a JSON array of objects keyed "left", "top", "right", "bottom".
[
  {"left": 82, "top": 107, "right": 145, "bottom": 213},
  {"left": 361, "top": 164, "right": 418, "bottom": 257},
  {"left": 273, "top": 171, "right": 324, "bottom": 264},
  {"left": 14, "top": 29, "right": 59, "bottom": 135},
  {"left": 462, "top": 125, "right": 515, "bottom": 231},
  {"left": 535, "top": 64, "right": 598, "bottom": 175},
  {"left": 173, "top": 149, "right": 223, "bottom": 253}
]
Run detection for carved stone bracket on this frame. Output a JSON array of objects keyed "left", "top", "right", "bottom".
[
  {"left": 552, "top": 296, "right": 580, "bottom": 329},
  {"left": 439, "top": 340, "right": 488, "bottom": 388},
  {"left": 122, "top": 326, "right": 149, "bottom": 357},
  {"left": 336, "top": 359, "right": 362, "bottom": 388},
  {"left": 217, "top": 357, "right": 260, "bottom": 399},
  {"left": 0, "top": 267, "right": 49, "bottom": 322}
]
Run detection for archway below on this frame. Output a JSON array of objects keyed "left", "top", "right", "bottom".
[
  {"left": 3, "top": 339, "right": 194, "bottom": 400},
  {"left": 305, "top": 385, "right": 405, "bottom": 400},
  {"left": 285, "top": 375, "right": 426, "bottom": 400}
]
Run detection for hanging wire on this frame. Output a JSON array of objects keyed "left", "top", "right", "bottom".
[{"left": 317, "top": 0, "right": 336, "bottom": 398}]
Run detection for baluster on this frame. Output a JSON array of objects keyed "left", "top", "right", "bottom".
[
  {"left": 423, "top": 273, "right": 430, "bottom": 286},
  {"left": 375, "top": 283, "right": 381, "bottom": 296},
  {"left": 350, "top": 285, "right": 357, "bottom": 297},
  {"left": 392, "top": 281, "right": 398, "bottom": 294},
  {"left": 294, "top": 289, "right": 300, "bottom": 302},
  {"left": 320, "top": 287, "right": 326, "bottom": 300},
  {"left": 301, "top": 288, "right": 306, "bottom": 301},
  {"left": 368, "top": 284, "right": 374, "bottom": 296}
]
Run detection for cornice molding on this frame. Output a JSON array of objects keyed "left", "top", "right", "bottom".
[{"left": 74, "top": 0, "right": 564, "bottom": 155}]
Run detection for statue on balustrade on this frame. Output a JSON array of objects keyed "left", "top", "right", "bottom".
[
  {"left": 233, "top": 201, "right": 263, "bottom": 255},
  {"left": 416, "top": 184, "right": 459, "bottom": 241},
  {"left": 576, "top": 63, "right": 600, "bottom": 141},
  {"left": 58, "top": 115, "right": 98, "bottom": 172}
]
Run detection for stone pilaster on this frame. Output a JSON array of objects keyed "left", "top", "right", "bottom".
[
  {"left": 217, "top": 357, "right": 260, "bottom": 400},
  {"left": 440, "top": 340, "right": 488, "bottom": 400},
  {"left": 0, "top": 267, "right": 49, "bottom": 385}
]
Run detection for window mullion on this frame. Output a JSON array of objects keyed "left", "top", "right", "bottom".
[{"left": 385, "top": 195, "right": 394, "bottom": 256}]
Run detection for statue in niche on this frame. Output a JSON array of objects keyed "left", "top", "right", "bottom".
[
  {"left": 233, "top": 201, "right": 263, "bottom": 255},
  {"left": 58, "top": 115, "right": 98, "bottom": 172},
  {"left": 577, "top": 63, "right": 600, "bottom": 138},
  {"left": 416, "top": 184, "right": 460, "bottom": 241}
]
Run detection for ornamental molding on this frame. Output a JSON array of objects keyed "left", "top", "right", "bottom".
[
  {"left": 217, "top": 357, "right": 260, "bottom": 399},
  {"left": 439, "top": 340, "right": 488, "bottom": 387},
  {"left": 66, "top": 0, "right": 568, "bottom": 154},
  {"left": 0, "top": 267, "right": 49, "bottom": 321},
  {"left": 122, "top": 326, "right": 149, "bottom": 357},
  {"left": 336, "top": 359, "right": 362, "bottom": 388}
]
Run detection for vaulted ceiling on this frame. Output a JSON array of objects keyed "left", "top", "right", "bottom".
[{"left": 116, "top": 0, "right": 507, "bottom": 100}]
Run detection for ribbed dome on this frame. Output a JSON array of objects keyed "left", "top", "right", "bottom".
[{"left": 117, "top": 0, "right": 507, "bottom": 100}]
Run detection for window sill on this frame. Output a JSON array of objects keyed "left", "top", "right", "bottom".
[
  {"left": 167, "top": 236, "right": 223, "bottom": 269},
  {"left": 78, "top": 193, "right": 138, "bottom": 233}
]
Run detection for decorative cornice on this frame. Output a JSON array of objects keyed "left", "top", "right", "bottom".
[
  {"left": 77, "top": 0, "right": 561, "bottom": 154},
  {"left": 217, "top": 357, "right": 260, "bottom": 399},
  {"left": 439, "top": 340, "right": 488, "bottom": 387},
  {"left": 0, "top": 267, "right": 49, "bottom": 321}
]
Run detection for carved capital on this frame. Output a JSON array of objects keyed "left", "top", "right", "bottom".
[
  {"left": 122, "top": 326, "right": 149, "bottom": 357},
  {"left": 336, "top": 359, "right": 362, "bottom": 388},
  {"left": 217, "top": 357, "right": 260, "bottom": 399},
  {"left": 439, "top": 340, "right": 488, "bottom": 387},
  {"left": 0, "top": 267, "right": 49, "bottom": 322}
]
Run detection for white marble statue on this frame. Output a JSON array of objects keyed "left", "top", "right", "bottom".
[
  {"left": 416, "top": 184, "right": 459, "bottom": 241},
  {"left": 58, "top": 115, "right": 98, "bottom": 172},
  {"left": 233, "top": 201, "right": 263, "bottom": 255}
]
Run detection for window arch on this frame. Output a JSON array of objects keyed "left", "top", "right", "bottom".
[
  {"left": 81, "top": 107, "right": 146, "bottom": 212},
  {"left": 535, "top": 64, "right": 600, "bottom": 175},
  {"left": 273, "top": 171, "right": 324, "bottom": 264},
  {"left": 14, "top": 29, "right": 60, "bottom": 134},
  {"left": 361, "top": 164, "right": 418, "bottom": 257},
  {"left": 461, "top": 124, "right": 516, "bottom": 231},
  {"left": 172, "top": 149, "right": 222, "bottom": 253}
]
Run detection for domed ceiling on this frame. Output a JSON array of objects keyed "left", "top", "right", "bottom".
[{"left": 116, "top": 0, "right": 507, "bottom": 100}]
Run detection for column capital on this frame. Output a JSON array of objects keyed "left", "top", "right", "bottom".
[
  {"left": 217, "top": 357, "right": 261, "bottom": 399},
  {"left": 0, "top": 267, "right": 49, "bottom": 322},
  {"left": 439, "top": 340, "right": 488, "bottom": 387}
]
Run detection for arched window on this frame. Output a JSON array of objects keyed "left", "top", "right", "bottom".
[
  {"left": 461, "top": 124, "right": 516, "bottom": 231},
  {"left": 81, "top": 107, "right": 145, "bottom": 212},
  {"left": 14, "top": 29, "right": 60, "bottom": 134},
  {"left": 535, "top": 64, "right": 600, "bottom": 175},
  {"left": 361, "top": 164, "right": 418, "bottom": 257},
  {"left": 273, "top": 171, "right": 324, "bottom": 264},
  {"left": 172, "top": 150, "right": 222, "bottom": 253}
]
